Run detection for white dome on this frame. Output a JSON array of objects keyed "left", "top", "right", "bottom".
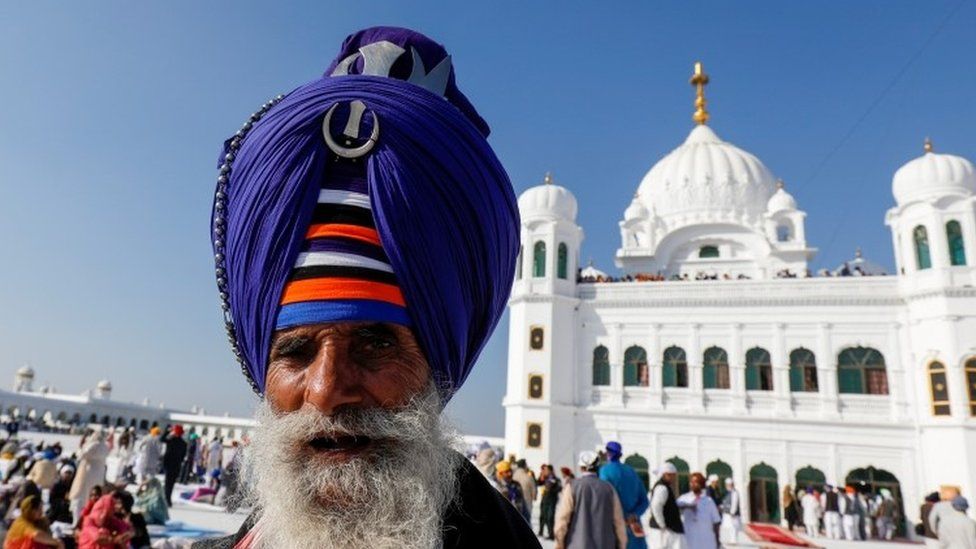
[
  {"left": 16, "top": 366, "right": 34, "bottom": 377},
  {"left": 580, "top": 262, "right": 608, "bottom": 279},
  {"left": 518, "top": 173, "right": 578, "bottom": 222},
  {"left": 637, "top": 125, "right": 776, "bottom": 220},
  {"left": 892, "top": 145, "right": 975, "bottom": 206},
  {"left": 623, "top": 194, "right": 649, "bottom": 221},
  {"left": 97, "top": 380, "right": 112, "bottom": 391},
  {"left": 767, "top": 181, "right": 798, "bottom": 213}
]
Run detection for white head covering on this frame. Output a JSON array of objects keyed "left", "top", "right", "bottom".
[
  {"left": 707, "top": 474, "right": 719, "bottom": 484},
  {"left": 578, "top": 451, "right": 600, "bottom": 469},
  {"left": 724, "top": 477, "right": 734, "bottom": 486},
  {"left": 653, "top": 462, "right": 678, "bottom": 475}
]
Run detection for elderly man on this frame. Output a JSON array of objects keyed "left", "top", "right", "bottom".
[
  {"left": 720, "top": 478, "right": 742, "bottom": 544},
  {"left": 677, "top": 473, "right": 721, "bottom": 549},
  {"left": 193, "top": 26, "right": 536, "bottom": 549}
]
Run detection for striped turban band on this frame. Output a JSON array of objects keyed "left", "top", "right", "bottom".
[{"left": 276, "top": 162, "right": 410, "bottom": 330}]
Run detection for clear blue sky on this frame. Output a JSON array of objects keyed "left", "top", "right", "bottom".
[{"left": 1, "top": 1, "right": 973, "bottom": 436}]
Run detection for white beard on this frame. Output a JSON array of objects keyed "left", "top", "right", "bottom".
[{"left": 240, "top": 385, "right": 461, "bottom": 549}]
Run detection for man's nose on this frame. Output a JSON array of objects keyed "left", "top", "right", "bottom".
[{"left": 302, "top": 342, "right": 364, "bottom": 415}]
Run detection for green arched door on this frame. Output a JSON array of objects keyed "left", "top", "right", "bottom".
[
  {"left": 847, "top": 467, "right": 905, "bottom": 536},
  {"left": 625, "top": 453, "right": 650, "bottom": 492},
  {"left": 749, "top": 462, "right": 780, "bottom": 524}
]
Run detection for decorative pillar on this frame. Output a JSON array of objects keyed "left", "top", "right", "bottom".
[
  {"left": 649, "top": 324, "right": 664, "bottom": 410},
  {"left": 689, "top": 323, "right": 704, "bottom": 412},
  {"left": 773, "top": 323, "right": 792, "bottom": 414},
  {"left": 886, "top": 322, "right": 908, "bottom": 421},
  {"left": 818, "top": 323, "right": 840, "bottom": 418},
  {"left": 730, "top": 324, "right": 747, "bottom": 414},
  {"left": 609, "top": 323, "right": 624, "bottom": 406}
]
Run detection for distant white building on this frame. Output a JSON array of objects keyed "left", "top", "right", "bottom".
[
  {"left": 1, "top": 366, "right": 254, "bottom": 442},
  {"left": 504, "top": 63, "right": 976, "bottom": 530}
]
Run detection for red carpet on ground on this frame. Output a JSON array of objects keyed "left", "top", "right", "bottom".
[{"left": 747, "top": 523, "right": 816, "bottom": 547}]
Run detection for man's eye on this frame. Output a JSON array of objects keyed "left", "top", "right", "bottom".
[
  {"left": 364, "top": 337, "right": 394, "bottom": 351},
  {"left": 273, "top": 337, "right": 314, "bottom": 360}
]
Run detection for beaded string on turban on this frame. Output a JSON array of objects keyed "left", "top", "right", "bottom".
[{"left": 213, "top": 28, "right": 518, "bottom": 402}]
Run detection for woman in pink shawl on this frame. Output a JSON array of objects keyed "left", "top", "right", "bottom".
[{"left": 77, "top": 492, "right": 132, "bottom": 549}]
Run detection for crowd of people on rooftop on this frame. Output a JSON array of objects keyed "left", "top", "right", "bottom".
[{"left": 577, "top": 263, "right": 886, "bottom": 284}]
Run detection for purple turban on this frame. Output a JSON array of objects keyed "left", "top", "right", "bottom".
[{"left": 212, "top": 27, "right": 518, "bottom": 402}]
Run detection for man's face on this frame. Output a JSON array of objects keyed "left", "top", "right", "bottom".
[
  {"left": 499, "top": 469, "right": 513, "bottom": 482},
  {"left": 266, "top": 321, "right": 430, "bottom": 413},
  {"left": 691, "top": 475, "right": 703, "bottom": 493},
  {"left": 245, "top": 321, "right": 457, "bottom": 549}
]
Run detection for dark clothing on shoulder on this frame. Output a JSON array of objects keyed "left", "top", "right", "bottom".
[{"left": 191, "top": 454, "right": 540, "bottom": 548}]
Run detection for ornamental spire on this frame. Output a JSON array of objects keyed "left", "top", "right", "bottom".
[
  {"left": 690, "top": 61, "right": 710, "bottom": 125},
  {"left": 924, "top": 136, "right": 933, "bottom": 153},
  {"left": 544, "top": 171, "right": 553, "bottom": 185}
]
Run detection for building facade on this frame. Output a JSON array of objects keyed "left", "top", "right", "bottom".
[
  {"left": 1, "top": 366, "right": 254, "bottom": 442},
  {"left": 503, "top": 64, "right": 976, "bottom": 528}
]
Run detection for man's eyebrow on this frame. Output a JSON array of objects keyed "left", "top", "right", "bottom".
[
  {"left": 355, "top": 323, "right": 397, "bottom": 337},
  {"left": 271, "top": 333, "right": 311, "bottom": 352}
]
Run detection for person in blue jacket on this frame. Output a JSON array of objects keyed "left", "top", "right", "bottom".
[{"left": 599, "top": 441, "right": 650, "bottom": 549}]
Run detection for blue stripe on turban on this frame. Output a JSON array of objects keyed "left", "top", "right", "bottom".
[{"left": 217, "top": 75, "right": 518, "bottom": 402}]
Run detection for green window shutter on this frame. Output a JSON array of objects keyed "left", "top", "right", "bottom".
[
  {"left": 703, "top": 364, "right": 717, "bottom": 389},
  {"left": 746, "top": 365, "right": 760, "bottom": 390},
  {"left": 533, "top": 241, "right": 546, "bottom": 277},
  {"left": 789, "top": 365, "right": 804, "bottom": 392},
  {"left": 624, "top": 363, "right": 638, "bottom": 386},
  {"left": 914, "top": 225, "right": 932, "bottom": 270},
  {"left": 838, "top": 368, "right": 863, "bottom": 394},
  {"left": 663, "top": 364, "right": 676, "bottom": 387},
  {"left": 947, "top": 221, "right": 967, "bottom": 266},
  {"left": 557, "top": 243, "right": 568, "bottom": 279}
]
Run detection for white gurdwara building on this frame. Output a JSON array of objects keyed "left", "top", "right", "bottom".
[{"left": 503, "top": 63, "right": 976, "bottom": 527}]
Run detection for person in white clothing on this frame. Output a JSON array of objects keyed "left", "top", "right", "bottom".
[
  {"left": 719, "top": 478, "right": 742, "bottom": 544},
  {"left": 648, "top": 462, "right": 686, "bottom": 549},
  {"left": 820, "top": 484, "right": 843, "bottom": 539},
  {"left": 800, "top": 487, "right": 822, "bottom": 538},
  {"left": 839, "top": 485, "right": 864, "bottom": 540},
  {"left": 677, "top": 472, "right": 721, "bottom": 549}
]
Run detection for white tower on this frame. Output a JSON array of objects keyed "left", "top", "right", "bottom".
[
  {"left": 886, "top": 138, "right": 976, "bottom": 500},
  {"left": 13, "top": 365, "right": 34, "bottom": 393},
  {"left": 503, "top": 173, "right": 583, "bottom": 468}
]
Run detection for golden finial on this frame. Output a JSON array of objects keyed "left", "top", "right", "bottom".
[
  {"left": 690, "top": 61, "right": 710, "bottom": 125},
  {"left": 924, "top": 137, "right": 933, "bottom": 153},
  {"left": 855, "top": 247, "right": 863, "bottom": 259},
  {"left": 544, "top": 171, "right": 553, "bottom": 185},
  {"left": 776, "top": 178, "right": 785, "bottom": 190}
]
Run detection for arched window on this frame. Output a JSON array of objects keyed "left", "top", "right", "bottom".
[
  {"left": 703, "top": 346, "right": 730, "bottom": 389},
  {"left": 665, "top": 456, "right": 691, "bottom": 495},
  {"left": 592, "top": 345, "right": 610, "bottom": 386},
  {"left": 776, "top": 220, "right": 794, "bottom": 242},
  {"left": 705, "top": 460, "right": 733, "bottom": 499},
  {"left": 928, "top": 361, "right": 950, "bottom": 416},
  {"left": 966, "top": 359, "right": 976, "bottom": 416},
  {"left": 624, "top": 345, "right": 648, "bottom": 387},
  {"left": 795, "top": 465, "right": 826, "bottom": 492},
  {"left": 914, "top": 225, "right": 932, "bottom": 270},
  {"left": 745, "top": 347, "right": 773, "bottom": 391},
  {"left": 947, "top": 221, "right": 967, "bottom": 266},
  {"left": 625, "top": 454, "right": 650, "bottom": 491},
  {"left": 789, "top": 348, "right": 818, "bottom": 392},
  {"left": 662, "top": 346, "right": 688, "bottom": 388},
  {"left": 837, "top": 346, "right": 888, "bottom": 395},
  {"left": 532, "top": 241, "right": 546, "bottom": 277},
  {"left": 699, "top": 245, "right": 719, "bottom": 258},
  {"left": 529, "top": 326, "right": 544, "bottom": 350},
  {"left": 516, "top": 245, "right": 523, "bottom": 280},
  {"left": 557, "top": 243, "right": 569, "bottom": 279}
]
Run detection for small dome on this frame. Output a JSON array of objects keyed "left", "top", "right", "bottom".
[
  {"left": 623, "top": 194, "right": 649, "bottom": 222},
  {"left": 97, "top": 380, "right": 112, "bottom": 391},
  {"left": 636, "top": 125, "right": 777, "bottom": 220},
  {"left": 892, "top": 141, "right": 975, "bottom": 206},
  {"left": 16, "top": 366, "right": 34, "bottom": 377},
  {"left": 580, "top": 261, "right": 608, "bottom": 280},
  {"left": 518, "top": 173, "right": 578, "bottom": 222},
  {"left": 833, "top": 248, "right": 887, "bottom": 276},
  {"left": 767, "top": 180, "right": 798, "bottom": 213}
]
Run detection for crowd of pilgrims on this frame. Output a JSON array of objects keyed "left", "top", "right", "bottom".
[
  {"left": 0, "top": 422, "right": 240, "bottom": 549},
  {"left": 470, "top": 442, "right": 976, "bottom": 549},
  {"left": 577, "top": 263, "right": 882, "bottom": 284},
  {"left": 470, "top": 442, "right": 744, "bottom": 549}
]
